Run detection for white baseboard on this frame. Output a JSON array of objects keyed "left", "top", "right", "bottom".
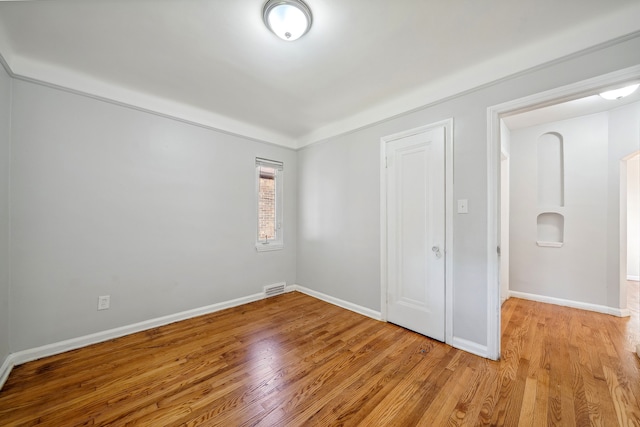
[
  {"left": 0, "top": 292, "right": 266, "bottom": 390},
  {"left": 291, "top": 285, "right": 494, "bottom": 359},
  {"left": 289, "top": 284, "right": 382, "bottom": 321},
  {"left": 628, "top": 275, "right": 640, "bottom": 282},
  {"left": 0, "top": 352, "right": 16, "bottom": 391},
  {"left": 2, "top": 285, "right": 494, "bottom": 390},
  {"left": 1, "top": 285, "right": 379, "bottom": 390},
  {"left": 509, "top": 290, "right": 630, "bottom": 317},
  {"left": 450, "top": 336, "right": 489, "bottom": 359}
]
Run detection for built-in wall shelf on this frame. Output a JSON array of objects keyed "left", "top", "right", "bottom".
[
  {"left": 536, "top": 212, "right": 564, "bottom": 246},
  {"left": 536, "top": 241, "right": 564, "bottom": 248}
]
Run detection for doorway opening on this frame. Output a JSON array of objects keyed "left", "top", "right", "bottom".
[{"left": 487, "top": 65, "right": 640, "bottom": 360}]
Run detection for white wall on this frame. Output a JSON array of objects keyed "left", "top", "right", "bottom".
[
  {"left": 297, "top": 35, "right": 640, "bottom": 348},
  {"left": 509, "top": 102, "right": 640, "bottom": 309},
  {"left": 9, "top": 79, "right": 297, "bottom": 352},
  {"left": 628, "top": 155, "right": 640, "bottom": 280},
  {"left": 0, "top": 64, "right": 11, "bottom": 365},
  {"left": 510, "top": 113, "right": 609, "bottom": 304}
]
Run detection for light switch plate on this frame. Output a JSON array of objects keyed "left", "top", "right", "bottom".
[{"left": 457, "top": 199, "right": 469, "bottom": 214}]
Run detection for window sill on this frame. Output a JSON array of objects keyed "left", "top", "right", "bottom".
[{"left": 256, "top": 242, "right": 284, "bottom": 252}]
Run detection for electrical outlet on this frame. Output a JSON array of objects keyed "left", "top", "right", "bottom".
[{"left": 98, "top": 295, "right": 110, "bottom": 311}]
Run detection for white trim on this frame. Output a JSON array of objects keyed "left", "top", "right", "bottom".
[
  {"left": 297, "top": 27, "right": 640, "bottom": 148},
  {"left": 379, "top": 119, "right": 454, "bottom": 344},
  {"left": 510, "top": 290, "right": 630, "bottom": 317},
  {"left": 2, "top": 31, "right": 640, "bottom": 151},
  {"left": 489, "top": 65, "right": 640, "bottom": 119},
  {"left": 4, "top": 293, "right": 264, "bottom": 376},
  {"left": 295, "top": 284, "right": 490, "bottom": 358},
  {"left": 290, "top": 285, "right": 382, "bottom": 321},
  {"left": 0, "top": 353, "right": 15, "bottom": 390},
  {"left": 444, "top": 121, "right": 455, "bottom": 346},
  {"left": 487, "top": 107, "right": 501, "bottom": 361},
  {"left": 0, "top": 54, "right": 296, "bottom": 150},
  {"left": 255, "top": 243, "right": 284, "bottom": 252},
  {"left": 0, "top": 63, "right": 13, "bottom": 392},
  {"left": 8, "top": 57, "right": 298, "bottom": 149},
  {"left": 255, "top": 158, "right": 284, "bottom": 251},
  {"left": 536, "top": 241, "right": 563, "bottom": 248},
  {"left": 2, "top": 24, "right": 640, "bottom": 153},
  {"left": 628, "top": 275, "right": 640, "bottom": 282},
  {"left": 379, "top": 138, "right": 388, "bottom": 322},
  {"left": 0, "top": 287, "right": 329, "bottom": 390},
  {"left": 487, "top": 64, "right": 640, "bottom": 362},
  {"left": 450, "top": 337, "right": 489, "bottom": 359},
  {"left": 1, "top": 283, "right": 501, "bottom": 391}
]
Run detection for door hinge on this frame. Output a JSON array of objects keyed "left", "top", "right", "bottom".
[
  {"left": 385, "top": 156, "right": 388, "bottom": 168},
  {"left": 497, "top": 245, "right": 501, "bottom": 256}
]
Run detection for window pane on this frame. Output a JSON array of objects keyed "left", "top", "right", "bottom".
[
  {"left": 255, "top": 158, "right": 283, "bottom": 251},
  {"left": 258, "top": 166, "right": 276, "bottom": 241}
]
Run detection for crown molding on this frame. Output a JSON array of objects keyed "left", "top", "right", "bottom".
[
  {"left": 1, "top": 2, "right": 639, "bottom": 151},
  {"left": 297, "top": 4, "right": 640, "bottom": 148},
  {"left": 2, "top": 54, "right": 298, "bottom": 150}
]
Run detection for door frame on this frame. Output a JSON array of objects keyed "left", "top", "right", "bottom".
[
  {"left": 486, "top": 64, "right": 640, "bottom": 360},
  {"left": 380, "top": 118, "right": 454, "bottom": 345}
]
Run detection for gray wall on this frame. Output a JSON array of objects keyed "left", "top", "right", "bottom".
[
  {"left": 10, "top": 80, "right": 297, "bottom": 352},
  {"left": 0, "top": 64, "right": 11, "bottom": 363},
  {"left": 296, "top": 35, "right": 640, "bottom": 347}
]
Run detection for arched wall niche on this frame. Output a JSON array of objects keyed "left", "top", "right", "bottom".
[{"left": 537, "top": 132, "right": 564, "bottom": 208}]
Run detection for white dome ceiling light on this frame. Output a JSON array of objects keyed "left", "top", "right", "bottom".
[
  {"left": 599, "top": 83, "right": 640, "bottom": 100},
  {"left": 263, "top": 0, "right": 312, "bottom": 41}
]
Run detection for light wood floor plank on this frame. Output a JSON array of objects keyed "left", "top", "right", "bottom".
[{"left": 0, "top": 287, "right": 639, "bottom": 426}]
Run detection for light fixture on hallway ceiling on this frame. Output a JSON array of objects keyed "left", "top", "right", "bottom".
[
  {"left": 263, "top": 0, "right": 312, "bottom": 41},
  {"left": 599, "top": 83, "right": 640, "bottom": 100}
]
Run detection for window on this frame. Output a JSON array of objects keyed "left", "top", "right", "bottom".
[{"left": 256, "top": 158, "right": 283, "bottom": 251}]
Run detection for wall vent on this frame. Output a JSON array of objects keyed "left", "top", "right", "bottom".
[{"left": 264, "top": 282, "right": 286, "bottom": 297}]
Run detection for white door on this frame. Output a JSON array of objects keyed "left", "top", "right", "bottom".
[{"left": 386, "top": 127, "right": 445, "bottom": 341}]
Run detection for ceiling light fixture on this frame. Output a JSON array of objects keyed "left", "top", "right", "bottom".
[
  {"left": 599, "top": 83, "right": 640, "bottom": 100},
  {"left": 263, "top": 0, "right": 312, "bottom": 41}
]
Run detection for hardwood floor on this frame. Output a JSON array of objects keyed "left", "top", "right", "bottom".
[{"left": 0, "top": 289, "right": 639, "bottom": 426}]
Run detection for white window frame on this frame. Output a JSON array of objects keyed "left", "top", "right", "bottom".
[{"left": 255, "top": 157, "right": 284, "bottom": 252}]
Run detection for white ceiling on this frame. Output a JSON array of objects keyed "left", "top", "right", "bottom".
[{"left": 0, "top": 0, "right": 639, "bottom": 148}]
